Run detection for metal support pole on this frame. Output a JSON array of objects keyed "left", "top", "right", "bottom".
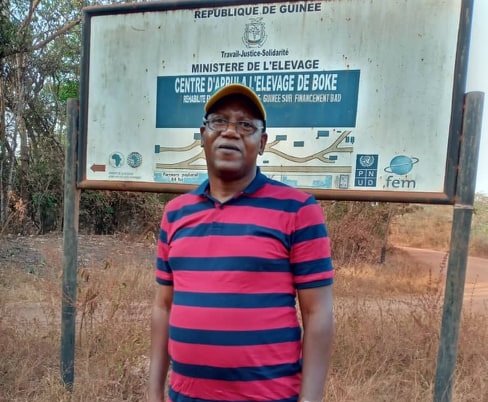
[
  {"left": 433, "top": 91, "right": 484, "bottom": 402},
  {"left": 60, "top": 98, "right": 80, "bottom": 390}
]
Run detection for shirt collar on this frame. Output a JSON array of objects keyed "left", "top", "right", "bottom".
[{"left": 192, "top": 167, "right": 267, "bottom": 198}]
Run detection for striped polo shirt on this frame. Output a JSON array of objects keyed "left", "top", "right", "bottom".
[{"left": 156, "top": 168, "right": 334, "bottom": 402}]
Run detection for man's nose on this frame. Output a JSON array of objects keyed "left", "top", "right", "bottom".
[{"left": 221, "top": 122, "right": 241, "bottom": 136}]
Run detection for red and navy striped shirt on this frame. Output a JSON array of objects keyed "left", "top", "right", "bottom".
[{"left": 156, "top": 169, "right": 334, "bottom": 402}]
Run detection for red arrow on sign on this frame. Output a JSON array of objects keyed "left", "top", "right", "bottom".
[{"left": 90, "top": 164, "right": 106, "bottom": 172}]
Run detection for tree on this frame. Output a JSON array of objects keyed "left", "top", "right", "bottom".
[{"left": 0, "top": 0, "right": 82, "bottom": 232}]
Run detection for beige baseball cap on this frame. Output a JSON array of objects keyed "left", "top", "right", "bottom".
[{"left": 204, "top": 83, "right": 266, "bottom": 120}]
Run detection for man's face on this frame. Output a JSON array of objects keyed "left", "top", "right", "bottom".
[{"left": 200, "top": 95, "right": 267, "bottom": 182}]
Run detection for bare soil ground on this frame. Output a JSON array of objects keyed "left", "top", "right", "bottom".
[
  {"left": 400, "top": 246, "right": 488, "bottom": 313},
  {"left": 0, "top": 233, "right": 156, "bottom": 324},
  {"left": 1, "top": 234, "right": 487, "bottom": 315},
  {"left": 0, "top": 233, "right": 156, "bottom": 276}
]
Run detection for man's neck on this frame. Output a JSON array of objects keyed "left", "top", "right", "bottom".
[{"left": 208, "top": 170, "right": 256, "bottom": 203}]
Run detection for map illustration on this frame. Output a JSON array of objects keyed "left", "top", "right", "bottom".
[{"left": 154, "top": 128, "right": 355, "bottom": 188}]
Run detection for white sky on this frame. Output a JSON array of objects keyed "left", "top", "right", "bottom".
[{"left": 467, "top": 0, "right": 488, "bottom": 195}]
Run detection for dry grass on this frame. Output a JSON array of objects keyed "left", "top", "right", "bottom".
[
  {"left": 329, "top": 248, "right": 488, "bottom": 402},
  {"left": 1, "top": 236, "right": 487, "bottom": 401},
  {"left": 0, "top": 249, "right": 153, "bottom": 402},
  {"left": 390, "top": 195, "right": 488, "bottom": 258}
]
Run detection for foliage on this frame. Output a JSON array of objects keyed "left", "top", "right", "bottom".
[
  {"left": 322, "top": 201, "right": 416, "bottom": 266},
  {"left": 58, "top": 80, "right": 79, "bottom": 102},
  {"left": 27, "top": 135, "right": 65, "bottom": 233},
  {"left": 390, "top": 196, "right": 488, "bottom": 258},
  {"left": 79, "top": 191, "right": 171, "bottom": 236},
  {"left": 469, "top": 194, "right": 488, "bottom": 257},
  {"left": 0, "top": 0, "right": 177, "bottom": 236},
  {"left": 0, "top": 0, "right": 83, "bottom": 230}
]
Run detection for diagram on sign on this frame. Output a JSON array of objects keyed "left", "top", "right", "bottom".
[{"left": 153, "top": 129, "right": 354, "bottom": 188}]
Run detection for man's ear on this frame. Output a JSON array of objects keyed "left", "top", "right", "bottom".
[
  {"left": 200, "top": 126, "right": 205, "bottom": 147},
  {"left": 259, "top": 133, "right": 268, "bottom": 155}
]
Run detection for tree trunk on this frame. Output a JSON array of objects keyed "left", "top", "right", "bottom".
[
  {"left": 0, "top": 62, "right": 15, "bottom": 228},
  {"left": 14, "top": 52, "right": 30, "bottom": 206}
]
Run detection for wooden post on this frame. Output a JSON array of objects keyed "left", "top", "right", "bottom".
[
  {"left": 433, "top": 91, "right": 484, "bottom": 402},
  {"left": 60, "top": 98, "right": 80, "bottom": 390}
]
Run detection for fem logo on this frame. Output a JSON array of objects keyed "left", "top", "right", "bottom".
[
  {"left": 384, "top": 155, "right": 419, "bottom": 189},
  {"left": 384, "top": 155, "right": 419, "bottom": 175}
]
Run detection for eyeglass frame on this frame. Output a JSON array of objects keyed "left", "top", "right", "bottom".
[{"left": 203, "top": 115, "right": 266, "bottom": 136}]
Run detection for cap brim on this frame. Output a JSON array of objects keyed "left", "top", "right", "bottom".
[{"left": 205, "top": 84, "right": 266, "bottom": 120}]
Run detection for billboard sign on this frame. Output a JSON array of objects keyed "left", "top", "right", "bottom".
[{"left": 80, "top": 0, "right": 472, "bottom": 203}]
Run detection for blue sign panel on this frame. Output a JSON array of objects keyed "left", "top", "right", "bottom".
[
  {"left": 355, "top": 154, "right": 379, "bottom": 188},
  {"left": 156, "top": 70, "right": 360, "bottom": 128}
]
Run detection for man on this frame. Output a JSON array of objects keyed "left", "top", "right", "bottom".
[{"left": 149, "top": 83, "right": 334, "bottom": 402}]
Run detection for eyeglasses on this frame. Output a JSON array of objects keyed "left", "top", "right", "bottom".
[{"left": 204, "top": 117, "right": 264, "bottom": 136}]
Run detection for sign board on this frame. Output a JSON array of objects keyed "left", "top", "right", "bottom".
[{"left": 79, "top": 0, "right": 472, "bottom": 203}]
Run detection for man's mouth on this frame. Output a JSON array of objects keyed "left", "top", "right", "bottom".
[{"left": 217, "top": 144, "right": 240, "bottom": 152}]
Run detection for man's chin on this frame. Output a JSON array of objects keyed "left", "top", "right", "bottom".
[
  {"left": 215, "top": 169, "right": 243, "bottom": 181},
  {"left": 212, "top": 164, "right": 247, "bottom": 181}
]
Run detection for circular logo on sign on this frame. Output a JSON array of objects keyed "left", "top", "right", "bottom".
[
  {"left": 384, "top": 155, "right": 419, "bottom": 175},
  {"left": 359, "top": 155, "right": 375, "bottom": 168},
  {"left": 127, "top": 152, "right": 143, "bottom": 168}
]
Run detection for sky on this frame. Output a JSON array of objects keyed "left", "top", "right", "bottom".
[{"left": 467, "top": 0, "right": 488, "bottom": 195}]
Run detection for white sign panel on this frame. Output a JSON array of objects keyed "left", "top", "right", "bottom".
[{"left": 80, "top": 0, "right": 471, "bottom": 202}]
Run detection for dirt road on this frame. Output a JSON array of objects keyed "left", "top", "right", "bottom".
[{"left": 400, "top": 246, "right": 488, "bottom": 313}]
